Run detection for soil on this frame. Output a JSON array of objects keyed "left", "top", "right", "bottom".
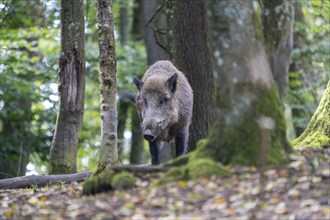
[{"left": 1, "top": 148, "right": 329, "bottom": 220}]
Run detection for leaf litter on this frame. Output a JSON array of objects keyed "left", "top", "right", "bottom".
[{"left": 0, "top": 148, "right": 329, "bottom": 220}]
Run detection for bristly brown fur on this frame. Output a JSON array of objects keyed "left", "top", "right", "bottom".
[{"left": 134, "top": 60, "right": 193, "bottom": 164}]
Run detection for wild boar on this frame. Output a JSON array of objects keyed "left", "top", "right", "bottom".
[{"left": 133, "top": 60, "right": 193, "bottom": 165}]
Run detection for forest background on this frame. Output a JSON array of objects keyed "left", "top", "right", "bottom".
[{"left": 0, "top": 0, "right": 329, "bottom": 178}]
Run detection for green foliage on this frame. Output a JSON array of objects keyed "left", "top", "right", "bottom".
[
  {"left": 0, "top": 0, "right": 60, "bottom": 170},
  {"left": 288, "top": 0, "right": 330, "bottom": 136}
]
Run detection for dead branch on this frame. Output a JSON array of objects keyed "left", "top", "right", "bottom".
[
  {"left": 0, "top": 171, "right": 94, "bottom": 189},
  {"left": 0, "top": 165, "right": 173, "bottom": 189},
  {"left": 112, "top": 164, "right": 172, "bottom": 173}
]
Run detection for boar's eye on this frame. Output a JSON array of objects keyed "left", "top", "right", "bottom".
[
  {"left": 143, "top": 97, "right": 148, "bottom": 106},
  {"left": 159, "top": 98, "right": 167, "bottom": 106}
]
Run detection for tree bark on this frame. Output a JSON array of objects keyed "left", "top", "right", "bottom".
[
  {"left": 131, "top": 0, "right": 144, "bottom": 40},
  {"left": 142, "top": 0, "right": 169, "bottom": 64},
  {"left": 0, "top": 165, "right": 171, "bottom": 189},
  {"left": 0, "top": 171, "right": 93, "bottom": 189},
  {"left": 199, "top": 0, "right": 291, "bottom": 165},
  {"left": 119, "top": 1, "right": 129, "bottom": 45},
  {"left": 130, "top": 107, "right": 146, "bottom": 164},
  {"left": 96, "top": 0, "right": 119, "bottom": 170},
  {"left": 49, "top": 0, "right": 85, "bottom": 174},
  {"left": 292, "top": 80, "right": 330, "bottom": 148},
  {"left": 173, "top": 0, "right": 215, "bottom": 151},
  {"left": 262, "top": 0, "right": 294, "bottom": 102},
  {"left": 117, "top": 99, "right": 130, "bottom": 161}
]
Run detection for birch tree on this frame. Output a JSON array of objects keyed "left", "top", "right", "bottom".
[{"left": 96, "top": 0, "right": 120, "bottom": 171}]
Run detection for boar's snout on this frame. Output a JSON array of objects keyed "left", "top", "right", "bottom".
[{"left": 143, "top": 130, "right": 156, "bottom": 142}]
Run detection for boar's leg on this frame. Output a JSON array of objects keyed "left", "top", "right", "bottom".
[
  {"left": 175, "top": 133, "right": 188, "bottom": 157},
  {"left": 149, "top": 140, "right": 160, "bottom": 165}
]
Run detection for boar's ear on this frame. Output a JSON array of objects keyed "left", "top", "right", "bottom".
[
  {"left": 166, "top": 73, "right": 178, "bottom": 93},
  {"left": 133, "top": 76, "right": 143, "bottom": 91}
]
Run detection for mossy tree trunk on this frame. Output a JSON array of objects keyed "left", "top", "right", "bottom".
[
  {"left": 173, "top": 0, "right": 215, "bottom": 151},
  {"left": 96, "top": 0, "right": 120, "bottom": 170},
  {"left": 262, "top": 0, "right": 294, "bottom": 102},
  {"left": 49, "top": 0, "right": 85, "bottom": 174},
  {"left": 196, "top": 0, "right": 291, "bottom": 166},
  {"left": 292, "top": 80, "right": 330, "bottom": 148}
]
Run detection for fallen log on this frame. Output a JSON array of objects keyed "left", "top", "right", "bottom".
[
  {"left": 0, "top": 171, "right": 94, "bottom": 189},
  {"left": 0, "top": 165, "right": 172, "bottom": 189},
  {"left": 112, "top": 164, "right": 171, "bottom": 173}
]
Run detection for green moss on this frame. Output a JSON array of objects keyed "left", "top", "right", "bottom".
[
  {"left": 252, "top": 4, "right": 264, "bottom": 43},
  {"left": 111, "top": 172, "right": 136, "bottom": 190},
  {"left": 292, "top": 81, "right": 330, "bottom": 149},
  {"left": 162, "top": 153, "right": 190, "bottom": 167},
  {"left": 194, "top": 85, "right": 291, "bottom": 166},
  {"left": 187, "top": 159, "right": 232, "bottom": 179},
  {"left": 161, "top": 158, "right": 231, "bottom": 182},
  {"left": 82, "top": 171, "right": 114, "bottom": 195},
  {"left": 161, "top": 167, "right": 187, "bottom": 182},
  {"left": 82, "top": 171, "right": 136, "bottom": 195},
  {"left": 293, "top": 134, "right": 330, "bottom": 149}
]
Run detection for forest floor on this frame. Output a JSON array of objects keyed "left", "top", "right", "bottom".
[{"left": 1, "top": 148, "right": 329, "bottom": 220}]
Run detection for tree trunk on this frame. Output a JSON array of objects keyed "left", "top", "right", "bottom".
[
  {"left": 197, "top": 0, "right": 291, "bottom": 165},
  {"left": 119, "top": 1, "right": 129, "bottom": 45},
  {"left": 292, "top": 80, "right": 330, "bottom": 148},
  {"left": 96, "top": 0, "right": 119, "bottom": 170},
  {"left": 130, "top": 107, "right": 146, "bottom": 164},
  {"left": 131, "top": 0, "right": 144, "bottom": 40},
  {"left": 142, "top": 0, "right": 169, "bottom": 64},
  {"left": 288, "top": 2, "right": 314, "bottom": 136},
  {"left": 49, "top": 0, "right": 85, "bottom": 174},
  {"left": 262, "top": 0, "right": 294, "bottom": 102},
  {"left": 117, "top": 99, "right": 130, "bottom": 161},
  {"left": 173, "top": 0, "right": 215, "bottom": 151}
]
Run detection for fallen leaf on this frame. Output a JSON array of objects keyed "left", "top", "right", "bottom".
[
  {"left": 274, "top": 202, "right": 288, "bottom": 214},
  {"left": 39, "top": 196, "right": 48, "bottom": 201},
  {"left": 177, "top": 181, "right": 187, "bottom": 187},
  {"left": 214, "top": 198, "right": 226, "bottom": 205},
  {"left": 300, "top": 199, "right": 319, "bottom": 208},
  {"left": 289, "top": 160, "right": 303, "bottom": 170},
  {"left": 227, "top": 207, "right": 236, "bottom": 215},
  {"left": 288, "top": 188, "right": 300, "bottom": 197},
  {"left": 28, "top": 197, "right": 39, "bottom": 204},
  {"left": 5, "top": 210, "right": 14, "bottom": 218}
]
